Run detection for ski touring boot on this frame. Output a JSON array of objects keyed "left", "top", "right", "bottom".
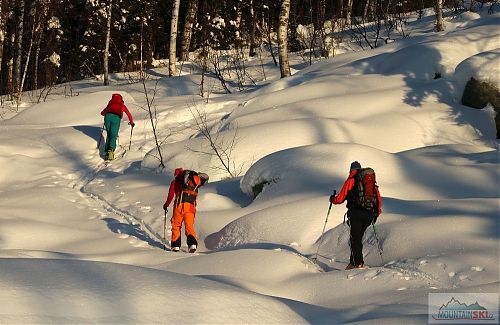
[
  {"left": 346, "top": 263, "right": 366, "bottom": 270},
  {"left": 171, "top": 246, "right": 180, "bottom": 252},
  {"left": 106, "top": 149, "right": 114, "bottom": 161},
  {"left": 189, "top": 245, "right": 197, "bottom": 253}
]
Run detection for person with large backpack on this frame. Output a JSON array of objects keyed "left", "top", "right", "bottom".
[
  {"left": 330, "top": 161, "right": 382, "bottom": 270},
  {"left": 100, "top": 93, "right": 134, "bottom": 160},
  {"left": 163, "top": 168, "right": 209, "bottom": 253}
]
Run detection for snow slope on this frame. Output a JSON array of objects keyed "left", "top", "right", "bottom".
[{"left": 0, "top": 7, "right": 498, "bottom": 324}]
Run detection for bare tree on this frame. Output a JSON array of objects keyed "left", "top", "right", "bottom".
[
  {"left": 17, "top": 0, "right": 50, "bottom": 106},
  {"left": 103, "top": 0, "right": 112, "bottom": 85},
  {"left": 249, "top": 0, "right": 258, "bottom": 57},
  {"left": 187, "top": 105, "right": 241, "bottom": 177},
  {"left": 363, "top": 0, "right": 371, "bottom": 21},
  {"left": 14, "top": 0, "right": 25, "bottom": 96},
  {"left": 265, "top": 4, "right": 278, "bottom": 66},
  {"left": 435, "top": 0, "right": 444, "bottom": 32},
  {"left": 468, "top": 0, "right": 476, "bottom": 12},
  {"left": 488, "top": 0, "right": 499, "bottom": 14},
  {"left": 338, "top": 0, "right": 344, "bottom": 19},
  {"left": 141, "top": 77, "right": 165, "bottom": 168},
  {"left": 17, "top": 9, "right": 34, "bottom": 107},
  {"left": 278, "top": 0, "right": 291, "bottom": 78},
  {"left": 0, "top": 0, "right": 9, "bottom": 88},
  {"left": 169, "top": 0, "right": 180, "bottom": 76},
  {"left": 179, "top": 0, "right": 198, "bottom": 61},
  {"left": 7, "top": 26, "right": 15, "bottom": 99},
  {"left": 346, "top": 0, "right": 353, "bottom": 25}
]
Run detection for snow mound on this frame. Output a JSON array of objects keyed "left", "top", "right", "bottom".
[
  {"left": 240, "top": 143, "right": 497, "bottom": 201},
  {"left": 5, "top": 91, "right": 134, "bottom": 127},
  {"left": 0, "top": 258, "right": 307, "bottom": 324},
  {"left": 453, "top": 49, "right": 500, "bottom": 100}
]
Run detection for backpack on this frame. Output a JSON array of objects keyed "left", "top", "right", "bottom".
[
  {"left": 351, "top": 167, "right": 378, "bottom": 211},
  {"left": 180, "top": 170, "right": 200, "bottom": 189},
  {"left": 177, "top": 170, "right": 202, "bottom": 204}
]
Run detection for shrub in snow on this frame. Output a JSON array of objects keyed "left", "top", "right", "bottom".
[
  {"left": 461, "top": 77, "right": 500, "bottom": 138},
  {"left": 251, "top": 178, "right": 278, "bottom": 199}
]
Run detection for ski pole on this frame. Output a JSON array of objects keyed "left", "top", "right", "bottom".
[
  {"left": 128, "top": 125, "right": 133, "bottom": 151},
  {"left": 313, "top": 190, "right": 336, "bottom": 263},
  {"left": 97, "top": 123, "right": 105, "bottom": 149},
  {"left": 163, "top": 209, "right": 167, "bottom": 250},
  {"left": 371, "top": 220, "right": 384, "bottom": 265}
]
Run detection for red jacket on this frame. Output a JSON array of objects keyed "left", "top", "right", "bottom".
[
  {"left": 331, "top": 169, "right": 382, "bottom": 216},
  {"left": 164, "top": 168, "right": 185, "bottom": 208},
  {"left": 101, "top": 93, "right": 134, "bottom": 124}
]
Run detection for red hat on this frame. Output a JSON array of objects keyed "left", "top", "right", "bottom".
[{"left": 111, "top": 93, "right": 124, "bottom": 104}]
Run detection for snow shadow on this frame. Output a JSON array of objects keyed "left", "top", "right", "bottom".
[
  {"left": 102, "top": 217, "right": 164, "bottom": 249},
  {"left": 343, "top": 303, "right": 429, "bottom": 324},
  {"left": 0, "top": 258, "right": 139, "bottom": 318},
  {"left": 347, "top": 43, "right": 449, "bottom": 107},
  {"left": 271, "top": 296, "right": 352, "bottom": 324},
  {"left": 204, "top": 237, "right": 305, "bottom": 256},
  {"left": 73, "top": 125, "right": 104, "bottom": 149},
  {"left": 350, "top": 37, "right": 493, "bottom": 137},
  {"left": 213, "top": 177, "right": 253, "bottom": 207}
]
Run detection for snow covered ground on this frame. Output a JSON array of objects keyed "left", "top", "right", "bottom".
[{"left": 0, "top": 7, "right": 498, "bottom": 324}]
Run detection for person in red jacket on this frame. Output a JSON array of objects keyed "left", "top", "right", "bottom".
[
  {"left": 330, "top": 161, "right": 382, "bottom": 270},
  {"left": 163, "top": 168, "right": 209, "bottom": 253},
  {"left": 100, "top": 93, "right": 134, "bottom": 160}
]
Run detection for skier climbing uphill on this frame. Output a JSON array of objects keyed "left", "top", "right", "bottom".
[
  {"left": 330, "top": 161, "right": 382, "bottom": 270},
  {"left": 163, "top": 168, "right": 209, "bottom": 253},
  {"left": 100, "top": 93, "right": 134, "bottom": 160}
]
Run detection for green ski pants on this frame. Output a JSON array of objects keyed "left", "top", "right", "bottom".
[{"left": 104, "top": 113, "right": 121, "bottom": 152}]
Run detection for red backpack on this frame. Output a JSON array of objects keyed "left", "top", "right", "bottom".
[{"left": 352, "top": 167, "right": 378, "bottom": 211}]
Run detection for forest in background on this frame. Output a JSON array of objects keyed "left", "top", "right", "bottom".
[{"left": 0, "top": 0, "right": 495, "bottom": 102}]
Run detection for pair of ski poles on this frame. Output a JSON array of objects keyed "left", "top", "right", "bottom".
[
  {"left": 97, "top": 123, "right": 134, "bottom": 151},
  {"left": 313, "top": 190, "right": 383, "bottom": 265}
]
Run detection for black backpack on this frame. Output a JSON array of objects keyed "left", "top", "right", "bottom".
[
  {"left": 177, "top": 170, "right": 209, "bottom": 204},
  {"left": 180, "top": 170, "right": 198, "bottom": 189}
]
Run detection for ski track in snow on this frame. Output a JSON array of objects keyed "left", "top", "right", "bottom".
[{"left": 65, "top": 147, "right": 171, "bottom": 252}]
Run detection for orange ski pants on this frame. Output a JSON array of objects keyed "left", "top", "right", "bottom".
[{"left": 170, "top": 202, "right": 197, "bottom": 245}]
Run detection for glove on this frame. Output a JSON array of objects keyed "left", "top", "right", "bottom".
[
  {"left": 129, "top": 122, "right": 135, "bottom": 128},
  {"left": 329, "top": 195, "right": 335, "bottom": 203},
  {"left": 163, "top": 203, "right": 168, "bottom": 212}
]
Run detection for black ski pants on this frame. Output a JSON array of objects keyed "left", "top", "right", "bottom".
[{"left": 348, "top": 208, "right": 374, "bottom": 266}]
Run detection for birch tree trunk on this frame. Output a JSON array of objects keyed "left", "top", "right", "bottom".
[
  {"left": 180, "top": 0, "right": 198, "bottom": 62},
  {"left": 363, "top": 0, "right": 371, "bottom": 21},
  {"left": 0, "top": 0, "right": 6, "bottom": 88},
  {"left": 169, "top": 0, "right": 180, "bottom": 76},
  {"left": 14, "top": 0, "right": 25, "bottom": 95},
  {"left": 346, "top": 0, "right": 353, "bottom": 25},
  {"left": 33, "top": 0, "right": 48, "bottom": 91},
  {"left": 17, "top": 21, "right": 35, "bottom": 107},
  {"left": 435, "top": 0, "right": 444, "bottom": 32},
  {"left": 278, "top": 0, "right": 291, "bottom": 78},
  {"left": 103, "top": 0, "right": 112, "bottom": 86},
  {"left": 234, "top": 0, "right": 243, "bottom": 48}
]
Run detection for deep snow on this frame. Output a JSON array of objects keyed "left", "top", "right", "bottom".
[{"left": 0, "top": 7, "right": 498, "bottom": 324}]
